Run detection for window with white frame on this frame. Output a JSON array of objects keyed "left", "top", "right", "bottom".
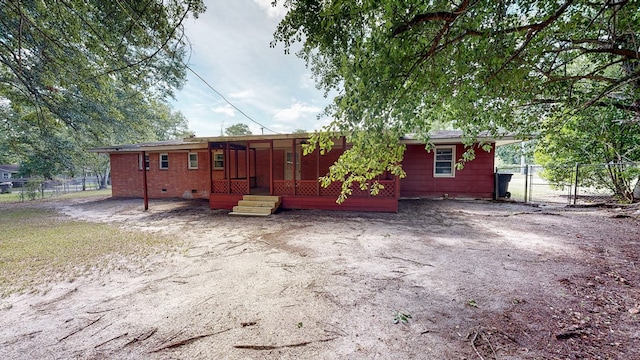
[
  {"left": 213, "top": 152, "right": 224, "bottom": 170},
  {"left": 2, "top": 172, "right": 9, "bottom": 179},
  {"left": 188, "top": 153, "right": 198, "bottom": 169},
  {"left": 434, "top": 146, "right": 455, "bottom": 177},
  {"left": 139, "top": 154, "right": 150, "bottom": 170},
  {"left": 159, "top": 153, "right": 169, "bottom": 169}
]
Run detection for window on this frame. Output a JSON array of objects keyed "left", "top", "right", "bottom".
[
  {"left": 159, "top": 153, "right": 169, "bottom": 169},
  {"left": 188, "top": 153, "right": 198, "bottom": 169},
  {"left": 213, "top": 152, "right": 224, "bottom": 170},
  {"left": 2, "top": 172, "right": 9, "bottom": 179},
  {"left": 434, "top": 146, "right": 455, "bottom": 177},
  {"left": 139, "top": 154, "right": 149, "bottom": 170}
]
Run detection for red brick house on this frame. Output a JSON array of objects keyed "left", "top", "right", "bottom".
[{"left": 93, "top": 131, "right": 516, "bottom": 212}]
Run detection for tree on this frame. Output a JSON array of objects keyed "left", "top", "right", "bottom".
[
  {"left": 535, "top": 107, "right": 640, "bottom": 201},
  {"left": 2, "top": 85, "right": 193, "bottom": 185},
  {"left": 496, "top": 141, "right": 536, "bottom": 166},
  {"left": 0, "top": 0, "right": 204, "bottom": 170},
  {"left": 0, "top": 1, "right": 205, "bottom": 123},
  {"left": 1, "top": 1, "right": 204, "bottom": 184},
  {"left": 272, "top": 1, "right": 639, "bottom": 198},
  {"left": 225, "top": 123, "right": 252, "bottom": 136}
]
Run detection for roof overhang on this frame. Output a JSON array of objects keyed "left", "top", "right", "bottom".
[
  {"left": 90, "top": 131, "right": 531, "bottom": 154},
  {"left": 89, "top": 140, "right": 209, "bottom": 154},
  {"left": 400, "top": 131, "right": 526, "bottom": 146},
  {"left": 187, "top": 133, "right": 313, "bottom": 143}
]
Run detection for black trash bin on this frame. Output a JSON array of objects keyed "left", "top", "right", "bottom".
[{"left": 495, "top": 173, "right": 513, "bottom": 199}]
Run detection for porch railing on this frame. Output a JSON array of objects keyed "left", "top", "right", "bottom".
[
  {"left": 273, "top": 179, "right": 397, "bottom": 197},
  {"left": 211, "top": 179, "right": 249, "bottom": 194}
]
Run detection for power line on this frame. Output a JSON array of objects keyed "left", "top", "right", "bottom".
[
  {"left": 184, "top": 65, "right": 279, "bottom": 134},
  {"left": 112, "top": 0, "right": 279, "bottom": 135}
]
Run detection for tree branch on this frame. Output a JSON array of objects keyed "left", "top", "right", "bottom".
[{"left": 392, "top": 0, "right": 474, "bottom": 37}]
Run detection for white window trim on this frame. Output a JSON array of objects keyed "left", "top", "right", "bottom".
[
  {"left": 159, "top": 153, "right": 169, "bottom": 170},
  {"left": 188, "top": 152, "right": 198, "bottom": 169},
  {"left": 213, "top": 152, "right": 224, "bottom": 170},
  {"left": 139, "top": 154, "right": 150, "bottom": 170},
  {"left": 433, "top": 145, "right": 456, "bottom": 178}
]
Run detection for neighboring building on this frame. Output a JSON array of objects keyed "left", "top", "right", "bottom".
[
  {"left": 92, "top": 131, "right": 518, "bottom": 212},
  {"left": 0, "top": 164, "right": 19, "bottom": 182}
]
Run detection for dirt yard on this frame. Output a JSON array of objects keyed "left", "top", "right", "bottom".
[{"left": 1, "top": 196, "right": 639, "bottom": 359}]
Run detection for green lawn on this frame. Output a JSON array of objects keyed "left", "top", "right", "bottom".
[
  {"left": 0, "top": 188, "right": 112, "bottom": 203},
  {"left": 0, "top": 205, "right": 172, "bottom": 296},
  {"left": 499, "top": 172, "right": 572, "bottom": 204}
]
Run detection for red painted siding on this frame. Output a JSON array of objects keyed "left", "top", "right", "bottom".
[
  {"left": 400, "top": 144, "right": 495, "bottom": 198},
  {"left": 281, "top": 196, "right": 398, "bottom": 212}
]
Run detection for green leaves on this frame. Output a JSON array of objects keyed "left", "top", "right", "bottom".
[
  {"left": 225, "top": 123, "right": 253, "bottom": 136},
  {"left": 534, "top": 106, "right": 640, "bottom": 200},
  {"left": 1, "top": 0, "right": 201, "bottom": 178},
  {"left": 273, "top": 0, "right": 639, "bottom": 199}
]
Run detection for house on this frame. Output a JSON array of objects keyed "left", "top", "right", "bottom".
[
  {"left": 0, "top": 164, "right": 19, "bottom": 181},
  {"left": 92, "top": 131, "right": 518, "bottom": 213}
]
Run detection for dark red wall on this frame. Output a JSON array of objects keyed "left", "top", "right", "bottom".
[{"left": 400, "top": 144, "right": 495, "bottom": 198}]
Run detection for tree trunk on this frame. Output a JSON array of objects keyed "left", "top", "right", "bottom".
[
  {"left": 633, "top": 179, "right": 640, "bottom": 202},
  {"left": 99, "top": 165, "right": 110, "bottom": 189}
]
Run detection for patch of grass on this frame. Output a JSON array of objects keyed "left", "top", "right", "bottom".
[
  {"left": 0, "top": 192, "right": 22, "bottom": 203},
  {"left": 0, "top": 188, "right": 111, "bottom": 203},
  {"left": 0, "top": 207, "right": 172, "bottom": 296}
]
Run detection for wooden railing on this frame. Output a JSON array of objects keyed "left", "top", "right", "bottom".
[
  {"left": 211, "top": 179, "right": 249, "bottom": 194},
  {"left": 273, "top": 180, "right": 396, "bottom": 198}
]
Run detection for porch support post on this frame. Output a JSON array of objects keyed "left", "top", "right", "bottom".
[
  {"left": 207, "top": 143, "right": 212, "bottom": 196},
  {"left": 316, "top": 144, "right": 320, "bottom": 196},
  {"left": 269, "top": 140, "right": 274, "bottom": 195},
  {"left": 246, "top": 141, "right": 251, "bottom": 194},
  {"left": 141, "top": 151, "right": 148, "bottom": 211},
  {"left": 234, "top": 148, "right": 238, "bottom": 179},
  {"left": 292, "top": 139, "right": 296, "bottom": 196},
  {"left": 226, "top": 142, "right": 231, "bottom": 194}
]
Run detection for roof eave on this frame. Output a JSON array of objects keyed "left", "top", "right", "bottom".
[{"left": 88, "top": 142, "right": 209, "bottom": 154}]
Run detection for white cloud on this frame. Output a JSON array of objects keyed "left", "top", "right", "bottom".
[
  {"left": 213, "top": 104, "right": 236, "bottom": 117},
  {"left": 252, "top": 0, "right": 288, "bottom": 19},
  {"left": 171, "top": 0, "right": 334, "bottom": 136},
  {"left": 229, "top": 89, "right": 255, "bottom": 100},
  {"left": 273, "top": 102, "right": 321, "bottom": 123}
]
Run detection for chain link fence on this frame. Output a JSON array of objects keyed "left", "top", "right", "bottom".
[
  {"left": 496, "top": 162, "right": 640, "bottom": 205},
  {"left": 9, "top": 176, "right": 102, "bottom": 201}
]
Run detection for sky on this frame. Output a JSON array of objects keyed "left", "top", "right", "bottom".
[{"left": 171, "top": 0, "right": 333, "bottom": 137}]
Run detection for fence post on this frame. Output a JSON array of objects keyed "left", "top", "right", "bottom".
[
  {"left": 494, "top": 167, "right": 498, "bottom": 200},
  {"left": 524, "top": 165, "right": 529, "bottom": 203},
  {"left": 573, "top": 163, "right": 580, "bottom": 205}
]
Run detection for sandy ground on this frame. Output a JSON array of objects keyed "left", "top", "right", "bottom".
[{"left": 0, "top": 197, "right": 639, "bottom": 359}]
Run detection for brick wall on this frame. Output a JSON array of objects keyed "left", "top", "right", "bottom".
[{"left": 110, "top": 151, "right": 210, "bottom": 199}]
